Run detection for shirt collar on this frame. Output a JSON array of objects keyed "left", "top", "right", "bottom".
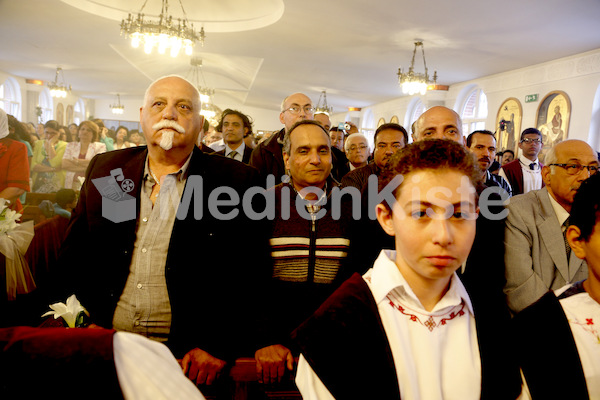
[
  {"left": 519, "top": 154, "right": 540, "bottom": 169},
  {"left": 547, "top": 189, "right": 570, "bottom": 226},
  {"left": 144, "top": 152, "right": 193, "bottom": 185},
  {"left": 367, "top": 250, "right": 474, "bottom": 315},
  {"left": 225, "top": 141, "right": 245, "bottom": 157}
]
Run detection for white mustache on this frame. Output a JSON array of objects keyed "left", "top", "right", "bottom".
[{"left": 152, "top": 120, "right": 186, "bottom": 134}]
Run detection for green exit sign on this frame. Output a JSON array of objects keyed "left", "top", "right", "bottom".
[{"left": 525, "top": 94, "right": 538, "bottom": 103}]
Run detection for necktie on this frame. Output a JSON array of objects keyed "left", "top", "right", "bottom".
[
  {"left": 228, "top": 151, "right": 238, "bottom": 159},
  {"left": 562, "top": 218, "right": 571, "bottom": 261},
  {"left": 529, "top": 163, "right": 536, "bottom": 170}
]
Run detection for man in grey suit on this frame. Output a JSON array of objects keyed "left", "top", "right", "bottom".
[{"left": 504, "top": 139, "right": 599, "bottom": 313}]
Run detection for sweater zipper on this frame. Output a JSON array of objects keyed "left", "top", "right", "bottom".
[{"left": 307, "top": 212, "right": 316, "bottom": 285}]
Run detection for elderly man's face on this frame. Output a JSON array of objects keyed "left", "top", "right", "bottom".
[
  {"left": 543, "top": 140, "right": 598, "bottom": 213},
  {"left": 413, "top": 106, "right": 463, "bottom": 144},
  {"left": 140, "top": 76, "right": 202, "bottom": 153},
  {"left": 345, "top": 135, "right": 369, "bottom": 167},
  {"left": 279, "top": 93, "right": 313, "bottom": 132}
]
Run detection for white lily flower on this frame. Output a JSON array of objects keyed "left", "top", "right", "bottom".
[{"left": 42, "top": 294, "right": 88, "bottom": 328}]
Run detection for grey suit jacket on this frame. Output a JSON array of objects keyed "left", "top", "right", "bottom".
[{"left": 504, "top": 187, "right": 587, "bottom": 313}]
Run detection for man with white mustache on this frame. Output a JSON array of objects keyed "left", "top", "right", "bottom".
[{"left": 57, "top": 75, "right": 269, "bottom": 391}]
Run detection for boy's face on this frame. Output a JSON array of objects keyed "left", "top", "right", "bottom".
[{"left": 376, "top": 169, "right": 478, "bottom": 288}]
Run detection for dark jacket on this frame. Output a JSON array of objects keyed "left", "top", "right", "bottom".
[
  {"left": 249, "top": 128, "right": 286, "bottom": 188},
  {"left": 213, "top": 144, "right": 253, "bottom": 164},
  {"left": 56, "top": 146, "right": 270, "bottom": 360},
  {"left": 513, "top": 290, "right": 589, "bottom": 399}
]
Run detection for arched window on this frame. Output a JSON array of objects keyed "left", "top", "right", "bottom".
[
  {"left": 74, "top": 99, "right": 85, "bottom": 124},
  {"left": 404, "top": 98, "right": 426, "bottom": 143},
  {"left": 361, "top": 108, "right": 375, "bottom": 148},
  {"left": 460, "top": 88, "right": 488, "bottom": 134},
  {"left": 0, "top": 77, "right": 22, "bottom": 119},
  {"left": 38, "top": 89, "right": 53, "bottom": 123}
]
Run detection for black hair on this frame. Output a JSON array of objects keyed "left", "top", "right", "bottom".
[
  {"left": 520, "top": 127, "right": 542, "bottom": 141},
  {"left": 374, "top": 123, "right": 408, "bottom": 146},
  {"left": 379, "top": 139, "right": 482, "bottom": 210},
  {"left": 570, "top": 173, "right": 600, "bottom": 241},
  {"left": 466, "top": 129, "right": 496, "bottom": 148}
]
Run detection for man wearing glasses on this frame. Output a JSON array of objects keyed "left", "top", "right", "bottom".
[
  {"left": 344, "top": 133, "right": 370, "bottom": 171},
  {"left": 250, "top": 93, "right": 314, "bottom": 188},
  {"left": 499, "top": 128, "right": 545, "bottom": 195},
  {"left": 504, "top": 139, "right": 599, "bottom": 313}
]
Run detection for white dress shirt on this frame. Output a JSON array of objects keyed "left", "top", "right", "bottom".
[
  {"left": 224, "top": 142, "right": 245, "bottom": 162},
  {"left": 296, "top": 250, "right": 481, "bottom": 400},
  {"left": 499, "top": 154, "right": 542, "bottom": 194}
]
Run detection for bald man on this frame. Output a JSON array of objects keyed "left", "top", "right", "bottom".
[
  {"left": 250, "top": 93, "right": 314, "bottom": 188},
  {"left": 412, "top": 106, "right": 465, "bottom": 144},
  {"left": 504, "top": 139, "right": 598, "bottom": 313}
]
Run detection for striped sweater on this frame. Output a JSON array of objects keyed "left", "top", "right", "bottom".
[{"left": 264, "top": 181, "right": 354, "bottom": 348}]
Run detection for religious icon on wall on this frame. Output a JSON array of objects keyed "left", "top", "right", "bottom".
[
  {"left": 495, "top": 98, "right": 522, "bottom": 154},
  {"left": 536, "top": 91, "right": 571, "bottom": 163}
]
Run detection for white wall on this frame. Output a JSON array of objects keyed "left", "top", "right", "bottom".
[
  {"left": 3, "top": 48, "right": 600, "bottom": 149},
  {"left": 350, "top": 48, "right": 600, "bottom": 151}
]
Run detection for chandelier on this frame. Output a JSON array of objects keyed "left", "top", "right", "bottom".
[
  {"left": 397, "top": 41, "right": 437, "bottom": 96},
  {"left": 110, "top": 94, "right": 125, "bottom": 115},
  {"left": 120, "top": 0, "right": 204, "bottom": 57},
  {"left": 314, "top": 90, "right": 333, "bottom": 115},
  {"left": 188, "top": 58, "right": 221, "bottom": 126},
  {"left": 48, "top": 67, "right": 71, "bottom": 98}
]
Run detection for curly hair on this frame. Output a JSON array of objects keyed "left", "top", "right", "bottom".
[{"left": 378, "top": 139, "right": 483, "bottom": 209}]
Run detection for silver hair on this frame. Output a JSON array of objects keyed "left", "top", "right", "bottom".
[{"left": 344, "top": 133, "right": 369, "bottom": 153}]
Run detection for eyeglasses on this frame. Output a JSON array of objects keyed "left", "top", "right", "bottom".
[
  {"left": 348, "top": 144, "right": 368, "bottom": 152},
  {"left": 520, "top": 138, "right": 542, "bottom": 144},
  {"left": 283, "top": 105, "right": 314, "bottom": 115},
  {"left": 550, "top": 163, "right": 599, "bottom": 175}
]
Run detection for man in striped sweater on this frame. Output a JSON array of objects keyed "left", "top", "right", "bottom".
[{"left": 254, "top": 120, "right": 354, "bottom": 386}]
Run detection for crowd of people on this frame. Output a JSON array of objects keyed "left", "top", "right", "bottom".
[{"left": 1, "top": 74, "right": 600, "bottom": 399}]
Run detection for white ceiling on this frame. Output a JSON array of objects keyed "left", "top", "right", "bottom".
[{"left": 1, "top": 0, "right": 599, "bottom": 113}]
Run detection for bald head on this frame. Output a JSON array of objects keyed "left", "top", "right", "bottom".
[
  {"left": 412, "top": 106, "right": 464, "bottom": 144},
  {"left": 279, "top": 93, "right": 314, "bottom": 132}
]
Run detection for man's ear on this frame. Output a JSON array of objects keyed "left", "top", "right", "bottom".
[
  {"left": 542, "top": 165, "right": 552, "bottom": 187},
  {"left": 283, "top": 152, "right": 290, "bottom": 171},
  {"left": 375, "top": 203, "right": 396, "bottom": 237},
  {"left": 566, "top": 225, "right": 586, "bottom": 260},
  {"left": 279, "top": 112, "right": 285, "bottom": 125}
]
